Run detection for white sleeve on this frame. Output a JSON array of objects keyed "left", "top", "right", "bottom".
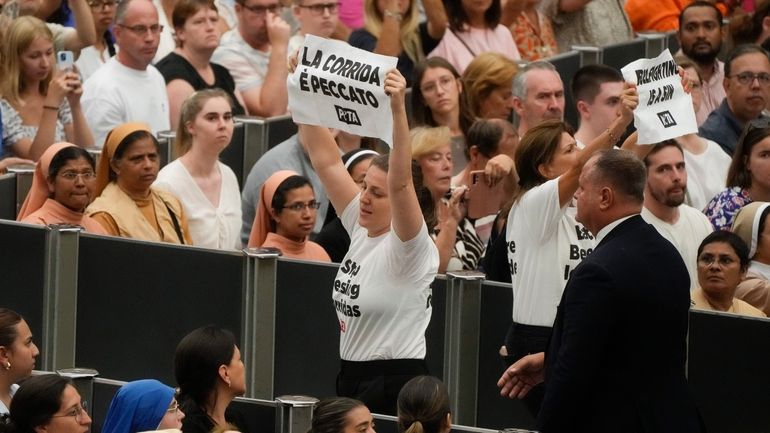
[
  {"left": 339, "top": 193, "right": 361, "bottom": 235},
  {"left": 517, "top": 177, "right": 568, "bottom": 244},
  {"left": 383, "top": 223, "right": 440, "bottom": 282}
]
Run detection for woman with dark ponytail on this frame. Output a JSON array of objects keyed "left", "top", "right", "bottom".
[
  {"left": 309, "top": 398, "right": 374, "bottom": 433},
  {"left": 396, "top": 376, "right": 450, "bottom": 433}
]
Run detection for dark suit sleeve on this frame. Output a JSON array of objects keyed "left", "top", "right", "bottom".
[{"left": 538, "top": 260, "right": 619, "bottom": 430}]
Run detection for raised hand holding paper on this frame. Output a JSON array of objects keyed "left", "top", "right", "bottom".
[
  {"left": 287, "top": 35, "right": 399, "bottom": 146},
  {"left": 620, "top": 49, "right": 698, "bottom": 144}
]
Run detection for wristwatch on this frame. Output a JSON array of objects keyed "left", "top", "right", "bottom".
[{"left": 384, "top": 10, "right": 402, "bottom": 21}]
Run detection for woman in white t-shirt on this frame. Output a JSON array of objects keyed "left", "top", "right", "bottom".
[
  {"left": 503, "top": 84, "right": 637, "bottom": 414},
  {"left": 299, "top": 69, "right": 439, "bottom": 415},
  {"left": 155, "top": 89, "right": 242, "bottom": 249},
  {"left": 0, "top": 309, "right": 40, "bottom": 415}
]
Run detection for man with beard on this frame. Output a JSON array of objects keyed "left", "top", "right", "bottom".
[
  {"left": 641, "top": 140, "right": 713, "bottom": 291},
  {"left": 512, "top": 61, "right": 565, "bottom": 137},
  {"left": 699, "top": 45, "right": 770, "bottom": 155},
  {"left": 212, "top": 0, "right": 290, "bottom": 116},
  {"left": 678, "top": 1, "right": 725, "bottom": 124}
]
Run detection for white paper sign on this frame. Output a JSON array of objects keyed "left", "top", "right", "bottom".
[
  {"left": 287, "top": 35, "right": 399, "bottom": 146},
  {"left": 620, "top": 49, "right": 698, "bottom": 144}
]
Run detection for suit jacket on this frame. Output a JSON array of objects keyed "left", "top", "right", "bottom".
[{"left": 538, "top": 215, "right": 703, "bottom": 433}]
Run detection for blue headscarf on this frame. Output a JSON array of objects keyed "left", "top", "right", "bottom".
[{"left": 102, "top": 379, "right": 175, "bottom": 433}]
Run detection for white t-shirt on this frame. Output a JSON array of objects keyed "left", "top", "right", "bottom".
[
  {"left": 335, "top": 194, "right": 439, "bottom": 361},
  {"left": 154, "top": 160, "right": 242, "bottom": 249},
  {"left": 0, "top": 384, "right": 18, "bottom": 415},
  {"left": 641, "top": 205, "right": 713, "bottom": 291},
  {"left": 76, "top": 44, "right": 115, "bottom": 82},
  {"left": 82, "top": 58, "right": 170, "bottom": 147},
  {"left": 684, "top": 139, "right": 731, "bottom": 212},
  {"left": 212, "top": 30, "right": 270, "bottom": 91},
  {"left": 506, "top": 177, "right": 596, "bottom": 327}
]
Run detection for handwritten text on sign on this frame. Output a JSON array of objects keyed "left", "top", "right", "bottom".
[
  {"left": 621, "top": 49, "right": 697, "bottom": 144},
  {"left": 288, "top": 35, "right": 398, "bottom": 146}
]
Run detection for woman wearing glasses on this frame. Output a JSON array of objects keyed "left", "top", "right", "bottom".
[
  {"left": 17, "top": 142, "right": 106, "bottom": 234},
  {"left": 692, "top": 231, "right": 766, "bottom": 317},
  {"left": 156, "top": 0, "right": 245, "bottom": 130},
  {"left": 0, "top": 309, "right": 39, "bottom": 416},
  {"left": 155, "top": 90, "right": 241, "bottom": 249},
  {"left": 101, "top": 380, "right": 185, "bottom": 433},
  {"left": 76, "top": 0, "right": 118, "bottom": 81},
  {"left": 2, "top": 374, "right": 91, "bottom": 433},
  {"left": 411, "top": 57, "right": 474, "bottom": 173},
  {"left": 0, "top": 17, "right": 94, "bottom": 161},
  {"left": 247, "top": 170, "right": 331, "bottom": 261},
  {"left": 704, "top": 118, "right": 770, "bottom": 230}
]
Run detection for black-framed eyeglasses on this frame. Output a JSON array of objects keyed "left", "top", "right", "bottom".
[
  {"left": 87, "top": 0, "right": 117, "bottom": 9},
  {"left": 298, "top": 2, "right": 340, "bottom": 15},
  {"left": 728, "top": 71, "right": 770, "bottom": 86},
  {"left": 282, "top": 201, "right": 321, "bottom": 212},
  {"left": 51, "top": 404, "right": 88, "bottom": 423},
  {"left": 241, "top": 3, "right": 281, "bottom": 16},
  {"left": 117, "top": 23, "right": 164, "bottom": 35}
]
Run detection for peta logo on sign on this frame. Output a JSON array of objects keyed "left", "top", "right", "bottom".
[
  {"left": 656, "top": 110, "right": 677, "bottom": 128},
  {"left": 335, "top": 105, "right": 362, "bottom": 126}
]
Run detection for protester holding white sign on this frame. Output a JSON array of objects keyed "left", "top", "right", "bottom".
[
  {"left": 288, "top": 34, "right": 398, "bottom": 145},
  {"left": 621, "top": 49, "right": 698, "bottom": 145},
  {"left": 296, "top": 67, "right": 439, "bottom": 415}
]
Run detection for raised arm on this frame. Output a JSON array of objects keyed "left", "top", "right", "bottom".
[
  {"left": 299, "top": 125, "right": 360, "bottom": 213},
  {"left": 386, "top": 70, "right": 424, "bottom": 242},
  {"left": 63, "top": 0, "right": 97, "bottom": 54},
  {"left": 373, "top": 0, "right": 404, "bottom": 57},
  {"left": 556, "top": 82, "right": 637, "bottom": 207},
  {"left": 423, "top": 0, "right": 448, "bottom": 40}
]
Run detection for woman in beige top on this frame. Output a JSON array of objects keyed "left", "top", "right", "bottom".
[{"left": 692, "top": 230, "right": 766, "bottom": 318}]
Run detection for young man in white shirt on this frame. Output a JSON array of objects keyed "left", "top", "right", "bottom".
[
  {"left": 571, "top": 64, "right": 624, "bottom": 149},
  {"left": 641, "top": 140, "right": 713, "bottom": 290}
]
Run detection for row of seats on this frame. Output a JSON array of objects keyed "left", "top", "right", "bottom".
[{"left": 3, "top": 220, "right": 769, "bottom": 433}]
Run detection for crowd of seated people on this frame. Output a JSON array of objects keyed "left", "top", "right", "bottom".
[{"left": 5, "top": 0, "right": 770, "bottom": 427}]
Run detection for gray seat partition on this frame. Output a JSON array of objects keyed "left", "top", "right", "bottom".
[
  {"left": 601, "top": 38, "right": 649, "bottom": 71},
  {"left": 75, "top": 234, "right": 244, "bottom": 384},
  {"left": 476, "top": 281, "right": 536, "bottom": 430},
  {"left": 688, "top": 310, "right": 770, "bottom": 433},
  {"left": 0, "top": 220, "right": 47, "bottom": 355},
  {"left": 546, "top": 50, "right": 581, "bottom": 129},
  {"left": 0, "top": 174, "right": 17, "bottom": 220},
  {"left": 220, "top": 122, "right": 246, "bottom": 189}
]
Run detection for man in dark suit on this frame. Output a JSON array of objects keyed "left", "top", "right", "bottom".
[{"left": 498, "top": 149, "right": 703, "bottom": 432}]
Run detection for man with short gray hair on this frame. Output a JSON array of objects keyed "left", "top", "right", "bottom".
[
  {"left": 82, "top": 0, "right": 170, "bottom": 146},
  {"left": 512, "top": 61, "right": 565, "bottom": 137}
]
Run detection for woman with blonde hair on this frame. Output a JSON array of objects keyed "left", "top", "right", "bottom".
[
  {"left": 154, "top": 89, "right": 241, "bottom": 249},
  {"left": 348, "top": 0, "right": 447, "bottom": 86},
  {"left": 0, "top": 16, "right": 93, "bottom": 161},
  {"left": 462, "top": 52, "right": 518, "bottom": 120}
]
